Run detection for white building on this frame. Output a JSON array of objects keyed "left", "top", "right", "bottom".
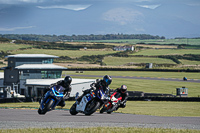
[
  {"left": 0, "top": 54, "right": 95, "bottom": 99},
  {"left": 113, "top": 45, "right": 134, "bottom": 51}
]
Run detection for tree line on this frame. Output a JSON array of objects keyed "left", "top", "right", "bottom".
[{"left": 0, "top": 34, "right": 165, "bottom": 42}]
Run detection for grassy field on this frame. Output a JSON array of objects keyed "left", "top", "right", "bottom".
[
  {"left": 10, "top": 48, "right": 118, "bottom": 58},
  {"left": 65, "top": 71, "right": 200, "bottom": 80},
  {"left": 65, "top": 71, "right": 200, "bottom": 97},
  {"left": 85, "top": 38, "right": 200, "bottom": 45},
  {"left": 1, "top": 127, "right": 200, "bottom": 133},
  {"left": 180, "top": 60, "right": 200, "bottom": 65},
  {"left": 0, "top": 43, "right": 31, "bottom": 52},
  {"left": 131, "top": 49, "right": 200, "bottom": 56},
  {"left": 103, "top": 57, "right": 176, "bottom": 66},
  {"left": 1, "top": 42, "right": 200, "bottom": 69}
]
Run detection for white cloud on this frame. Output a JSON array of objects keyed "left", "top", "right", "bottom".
[
  {"left": 0, "top": 26, "right": 35, "bottom": 31},
  {"left": 137, "top": 4, "right": 161, "bottom": 9},
  {"left": 37, "top": 4, "right": 91, "bottom": 11},
  {"left": 0, "top": 0, "right": 45, "bottom": 4},
  {"left": 102, "top": 8, "right": 144, "bottom": 25}
]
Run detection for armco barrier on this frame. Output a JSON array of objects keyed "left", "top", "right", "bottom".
[{"left": 128, "top": 96, "right": 200, "bottom": 102}]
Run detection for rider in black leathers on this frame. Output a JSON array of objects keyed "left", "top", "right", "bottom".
[
  {"left": 113, "top": 85, "right": 129, "bottom": 110},
  {"left": 42, "top": 76, "right": 72, "bottom": 107},
  {"left": 77, "top": 75, "right": 112, "bottom": 102}
]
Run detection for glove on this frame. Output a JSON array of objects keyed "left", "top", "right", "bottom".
[{"left": 90, "top": 83, "right": 95, "bottom": 88}]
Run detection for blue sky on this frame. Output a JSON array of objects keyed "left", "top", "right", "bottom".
[{"left": 0, "top": 0, "right": 200, "bottom": 38}]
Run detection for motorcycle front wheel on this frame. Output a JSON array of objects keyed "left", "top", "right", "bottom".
[
  {"left": 85, "top": 99, "right": 100, "bottom": 116},
  {"left": 70, "top": 103, "right": 78, "bottom": 115},
  {"left": 38, "top": 99, "right": 54, "bottom": 115},
  {"left": 100, "top": 106, "right": 107, "bottom": 114},
  {"left": 38, "top": 108, "right": 45, "bottom": 115}
]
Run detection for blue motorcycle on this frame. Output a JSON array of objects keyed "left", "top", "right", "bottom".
[
  {"left": 38, "top": 85, "right": 65, "bottom": 115},
  {"left": 70, "top": 88, "right": 109, "bottom": 116}
]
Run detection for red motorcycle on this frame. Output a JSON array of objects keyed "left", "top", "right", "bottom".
[{"left": 100, "top": 91, "right": 122, "bottom": 114}]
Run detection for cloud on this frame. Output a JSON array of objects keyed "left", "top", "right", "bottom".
[
  {"left": 0, "top": 0, "right": 45, "bottom": 4},
  {"left": 0, "top": 26, "right": 35, "bottom": 31},
  {"left": 37, "top": 4, "right": 91, "bottom": 11},
  {"left": 137, "top": 4, "right": 161, "bottom": 9},
  {"left": 102, "top": 8, "right": 144, "bottom": 25}
]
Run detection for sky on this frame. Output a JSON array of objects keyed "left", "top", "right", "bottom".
[{"left": 0, "top": 0, "right": 200, "bottom": 38}]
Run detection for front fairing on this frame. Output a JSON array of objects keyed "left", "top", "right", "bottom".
[
  {"left": 39, "top": 86, "right": 64, "bottom": 110},
  {"left": 94, "top": 88, "right": 109, "bottom": 103},
  {"left": 76, "top": 91, "right": 96, "bottom": 112}
]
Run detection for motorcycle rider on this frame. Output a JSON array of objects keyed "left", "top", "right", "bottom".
[
  {"left": 113, "top": 85, "right": 129, "bottom": 110},
  {"left": 42, "top": 76, "right": 72, "bottom": 107},
  {"left": 76, "top": 75, "right": 112, "bottom": 102}
]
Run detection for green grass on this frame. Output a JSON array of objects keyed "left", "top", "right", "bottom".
[
  {"left": 131, "top": 49, "right": 200, "bottom": 56},
  {"left": 103, "top": 57, "right": 176, "bottom": 66},
  {"left": 1, "top": 127, "right": 200, "bottom": 133},
  {"left": 65, "top": 71, "right": 200, "bottom": 97},
  {"left": 118, "top": 101, "right": 200, "bottom": 117},
  {"left": 84, "top": 38, "right": 200, "bottom": 45},
  {"left": 65, "top": 71, "right": 200, "bottom": 80},
  {"left": 0, "top": 43, "right": 31, "bottom": 52},
  {"left": 10, "top": 48, "right": 118, "bottom": 58},
  {"left": 180, "top": 60, "right": 200, "bottom": 65}
]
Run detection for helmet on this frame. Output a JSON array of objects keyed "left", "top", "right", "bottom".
[
  {"left": 64, "top": 76, "right": 72, "bottom": 86},
  {"left": 103, "top": 75, "right": 112, "bottom": 86},
  {"left": 120, "top": 85, "right": 127, "bottom": 93}
]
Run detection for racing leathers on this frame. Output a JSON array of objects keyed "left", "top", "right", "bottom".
[
  {"left": 77, "top": 79, "right": 110, "bottom": 102},
  {"left": 113, "top": 88, "right": 129, "bottom": 109}
]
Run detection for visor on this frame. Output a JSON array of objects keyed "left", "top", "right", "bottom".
[
  {"left": 121, "top": 89, "right": 126, "bottom": 93},
  {"left": 105, "top": 78, "right": 111, "bottom": 85}
]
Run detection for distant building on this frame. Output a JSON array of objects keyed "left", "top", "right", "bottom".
[
  {"left": 0, "top": 54, "right": 95, "bottom": 99},
  {"left": 113, "top": 45, "right": 134, "bottom": 51},
  {"left": 0, "top": 54, "right": 66, "bottom": 98}
]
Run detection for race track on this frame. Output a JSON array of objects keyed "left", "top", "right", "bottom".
[{"left": 0, "top": 109, "right": 200, "bottom": 130}]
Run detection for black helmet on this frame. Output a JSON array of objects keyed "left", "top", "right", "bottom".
[
  {"left": 120, "top": 85, "right": 127, "bottom": 93},
  {"left": 103, "top": 75, "right": 112, "bottom": 86},
  {"left": 64, "top": 76, "right": 72, "bottom": 86}
]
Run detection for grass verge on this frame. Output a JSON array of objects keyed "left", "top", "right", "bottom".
[
  {"left": 1, "top": 127, "right": 200, "bottom": 133},
  {"left": 0, "top": 101, "right": 200, "bottom": 117}
]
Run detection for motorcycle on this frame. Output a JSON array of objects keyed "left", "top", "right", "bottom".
[
  {"left": 100, "top": 91, "right": 122, "bottom": 114},
  {"left": 38, "top": 85, "right": 65, "bottom": 115},
  {"left": 70, "top": 88, "right": 108, "bottom": 116}
]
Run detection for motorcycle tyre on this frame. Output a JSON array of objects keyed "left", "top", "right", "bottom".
[
  {"left": 70, "top": 103, "right": 78, "bottom": 115},
  {"left": 85, "top": 100, "right": 100, "bottom": 116},
  {"left": 100, "top": 106, "right": 107, "bottom": 114},
  {"left": 107, "top": 111, "right": 112, "bottom": 114},
  {"left": 41, "top": 99, "right": 54, "bottom": 114},
  {"left": 46, "top": 99, "right": 55, "bottom": 111},
  {"left": 38, "top": 108, "right": 46, "bottom": 115}
]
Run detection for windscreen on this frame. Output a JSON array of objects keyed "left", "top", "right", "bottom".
[{"left": 55, "top": 85, "right": 65, "bottom": 93}]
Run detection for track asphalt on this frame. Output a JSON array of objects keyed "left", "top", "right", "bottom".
[{"left": 0, "top": 109, "right": 200, "bottom": 130}]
